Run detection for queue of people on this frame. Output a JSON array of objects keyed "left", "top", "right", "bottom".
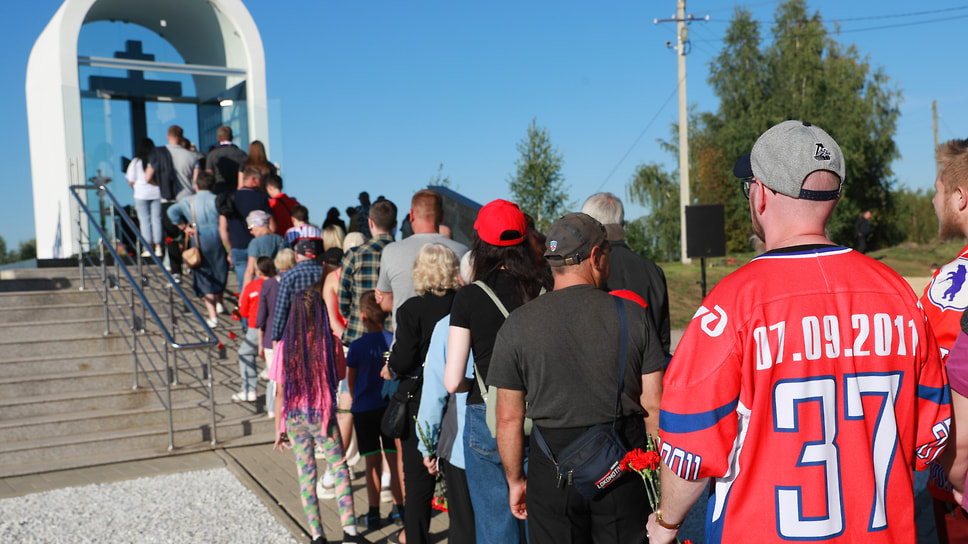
[{"left": 135, "top": 121, "right": 968, "bottom": 544}]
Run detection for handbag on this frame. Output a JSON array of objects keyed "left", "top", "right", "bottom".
[
  {"left": 472, "top": 281, "right": 533, "bottom": 438},
  {"left": 381, "top": 378, "right": 419, "bottom": 439},
  {"left": 181, "top": 196, "right": 202, "bottom": 268},
  {"left": 532, "top": 296, "right": 630, "bottom": 499}
]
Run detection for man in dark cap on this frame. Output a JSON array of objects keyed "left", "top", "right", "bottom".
[{"left": 489, "top": 212, "right": 665, "bottom": 543}]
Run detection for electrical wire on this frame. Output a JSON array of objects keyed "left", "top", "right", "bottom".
[{"left": 597, "top": 81, "right": 681, "bottom": 191}]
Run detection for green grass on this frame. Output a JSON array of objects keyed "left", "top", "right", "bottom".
[{"left": 660, "top": 239, "right": 966, "bottom": 329}]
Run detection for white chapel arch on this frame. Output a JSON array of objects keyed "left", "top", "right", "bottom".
[{"left": 26, "top": 0, "right": 269, "bottom": 259}]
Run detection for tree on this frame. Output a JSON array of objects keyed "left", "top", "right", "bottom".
[
  {"left": 429, "top": 163, "right": 452, "bottom": 188},
  {"left": 508, "top": 118, "right": 570, "bottom": 232},
  {"left": 693, "top": 0, "right": 902, "bottom": 250},
  {"left": 626, "top": 162, "right": 680, "bottom": 262},
  {"left": 0, "top": 235, "right": 9, "bottom": 264},
  {"left": 17, "top": 239, "right": 36, "bottom": 262}
]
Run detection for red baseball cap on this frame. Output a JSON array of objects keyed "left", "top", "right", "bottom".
[{"left": 474, "top": 199, "right": 527, "bottom": 247}]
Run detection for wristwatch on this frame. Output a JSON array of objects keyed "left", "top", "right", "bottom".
[{"left": 654, "top": 508, "right": 683, "bottom": 531}]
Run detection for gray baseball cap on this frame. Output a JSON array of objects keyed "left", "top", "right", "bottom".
[{"left": 733, "top": 120, "right": 845, "bottom": 201}]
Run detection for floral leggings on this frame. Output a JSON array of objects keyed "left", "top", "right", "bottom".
[{"left": 287, "top": 410, "right": 356, "bottom": 535}]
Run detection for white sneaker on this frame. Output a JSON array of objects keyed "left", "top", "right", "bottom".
[
  {"left": 318, "top": 470, "right": 336, "bottom": 499},
  {"left": 380, "top": 487, "right": 393, "bottom": 503},
  {"left": 206, "top": 317, "right": 218, "bottom": 329},
  {"left": 216, "top": 302, "right": 226, "bottom": 315},
  {"left": 231, "top": 391, "right": 256, "bottom": 402},
  {"left": 258, "top": 368, "right": 269, "bottom": 380},
  {"left": 141, "top": 250, "right": 152, "bottom": 258}
]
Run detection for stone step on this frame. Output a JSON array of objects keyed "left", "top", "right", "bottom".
[
  {"left": 0, "top": 351, "right": 131, "bottom": 377},
  {"left": 0, "top": 392, "right": 267, "bottom": 443},
  {"left": 0, "top": 334, "right": 131, "bottom": 359},
  {"left": 0, "top": 359, "right": 257, "bottom": 398},
  {"left": 0, "top": 413, "right": 275, "bottom": 477},
  {"left": 0, "top": 373, "right": 269, "bottom": 420},
  {"left": 0, "top": 302, "right": 112, "bottom": 323},
  {"left": 0, "top": 317, "right": 113, "bottom": 342},
  {"left": 0, "top": 289, "right": 104, "bottom": 308}
]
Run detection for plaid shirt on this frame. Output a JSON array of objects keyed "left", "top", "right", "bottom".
[
  {"left": 338, "top": 233, "right": 393, "bottom": 345},
  {"left": 271, "top": 259, "right": 325, "bottom": 341}
]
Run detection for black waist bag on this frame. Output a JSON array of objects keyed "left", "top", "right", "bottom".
[{"left": 532, "top": 296, "right": 630, "bottom": 500}]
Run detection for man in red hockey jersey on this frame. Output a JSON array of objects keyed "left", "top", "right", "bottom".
[{"left": 647, "top": 120, "right": 950, "bottom": 544}]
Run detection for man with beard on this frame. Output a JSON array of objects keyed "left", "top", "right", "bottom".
[
  {"left": 647, "top": 121, "right": 949, "bottom": 544},
  {"left": 921, "top": 138, "right": 968, "bottom": 542}
]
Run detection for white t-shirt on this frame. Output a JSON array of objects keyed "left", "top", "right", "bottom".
[{"left": 126, "top": 158, "right": 161, "bottom": 201}]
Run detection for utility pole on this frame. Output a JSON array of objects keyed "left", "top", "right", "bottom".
[
  {"left": 933, "top": 100, "right": 939, "bottom": 175},
  {"left": 656, "top": 1, "right": 708, "bottom": 264}
]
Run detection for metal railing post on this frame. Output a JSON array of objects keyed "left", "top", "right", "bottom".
[
  {"left": 131, "top": 294, "right": 139, "bottom": 390},
  {"left": 165, "top": 343, "right": 174, "bottom": 452},
  {"left": 100, "top": 239, "right": 109, "bottom": 336},
  {"left": 110, "top": 201, "right": 119, "bottom": 286},
  {"left": 208, "top": 347, "right": 217, "bottom": 446},
  {"left": 78, "top": 204, "right": 85, "bottom": 291}
]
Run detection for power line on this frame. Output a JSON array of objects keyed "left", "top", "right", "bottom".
[
  {"left": 831, "top": 5, "right": 968, "bottom": 22},
  {"left": 597, "top": 81, "right": 682, "bottom": 191},
  {"left": 838, "top": 13, "right": 968, "bottom": 34}
]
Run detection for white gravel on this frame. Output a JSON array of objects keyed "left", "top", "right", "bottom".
[{"left": 0, "top": 468, "right": 299, "bottom": 544}]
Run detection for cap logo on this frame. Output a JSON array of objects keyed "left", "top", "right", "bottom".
[
  {"left": 814, "top": 143, "right": 831, "bottom": 161},
  {"left": 549, "top": 240, "right": 558, "bottom": 252}
]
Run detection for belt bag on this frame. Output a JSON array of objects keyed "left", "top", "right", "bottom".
[
  {"left": 533, "top": 296, "right": 630, "bottom": 500},
  {"left": 381, "top": 378, "right": 419, "bottom": 439}
]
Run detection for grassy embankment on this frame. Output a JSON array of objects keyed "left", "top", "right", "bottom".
[{"left": 662, "top": 239, "right": 965, "bottom": 329}]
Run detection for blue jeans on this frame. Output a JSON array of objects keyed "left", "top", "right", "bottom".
[
  {"left": 134, "top": 198, "right": 162, "bottom": 245},
  {"left": 237, "top": 327, "right": 259, "bottom": 394},
  {"left": 463, "top": 403, "right": 528, "bottom": 544},
  {"left": 231, "top": 247, "right": 249, "bottom": 290}
]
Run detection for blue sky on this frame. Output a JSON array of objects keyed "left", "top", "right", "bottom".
[{"left": 3, "top": 0, "right": 967, "bottom": 248}]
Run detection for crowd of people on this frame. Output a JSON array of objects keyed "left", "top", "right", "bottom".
[{"left": 131, "top": 121, "right": 968, "bottom": 544}]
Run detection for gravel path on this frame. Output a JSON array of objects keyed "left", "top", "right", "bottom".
[{"left": 0, "top": 468, "right": 299, "bottom": 544}]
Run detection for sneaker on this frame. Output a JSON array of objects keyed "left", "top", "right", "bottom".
[
  {"left": 380, "top": 487, "right": 393, "bottom": 503},
  {"left": 231, "top": 391, "right": 256, "bottom": 402},
  {"left": 154, "top": 246, "right": 163, "bottom": 257},
  {"left": 341, "top": 532, "right": 371, "bottom": 544},
  {"left": 317, "top": 479, "right": 336, "bottom": 499},
  {"left": 310, "top": 536, "right": 328, "bottom": 544},
  {"left": 386, "top": 504, "right": 404, "bottom": 527},
  {"left": 206, "top": 317, "right": 218, "bottom": 329},
  {"left": 216, "top": 302, "right": 227, "bottom": 315},
  {"left": 359, "top": 511, "right": 382, "bottom": 531},
  {"left": 141, "top": 250, "right": 152, "bottom": 258},
  {"left": 386, "top": 529, "right": 403, "bottom": 544},
  {"left": 171, "top": 273, "right": 181, "bottom": 284},
  {"left": 259, "top": 368, "right": 269, "bottom": 380}
]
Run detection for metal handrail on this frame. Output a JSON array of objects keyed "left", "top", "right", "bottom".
[{"left": 69, "top": 184, "right": 221, "bottom": 451}]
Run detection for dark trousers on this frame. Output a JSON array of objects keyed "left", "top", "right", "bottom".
[
  {"left": 402, "top": 393, "right": 435, "bottom": 544},
  {"left": 527, "top": 424, "right": 649, "bottom": 544},
  {"left": 440, "top": 458, "right": 475, "bottom": 544},
  {"left": 161, "top": 201, "right": 183, "bottom": 275}
]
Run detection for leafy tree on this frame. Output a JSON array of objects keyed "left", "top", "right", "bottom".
[
  {"left": 0, "top": 235, "right": 9, "bottom": 264},
  {"left": 17, "top": 239, "right": 36, "bottom": 262},
  {"left": 626, "top": 162, "right": 680, "bottom": 262},
  {"left": 508, "top": 118, "right": 570, "bottom": 232},
  {"left": 429, "top": 163, "right": 451, "bottom": 188},
  {"left": 889, "top": 187, "right": 937, "bottom": 245},
  {"left": 694, "top": 0, "right": 902, "bottom": 250}
]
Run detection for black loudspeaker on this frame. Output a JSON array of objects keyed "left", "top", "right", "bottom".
[{"left": 686, "top": 204, "right": 726, "bottom": 258}]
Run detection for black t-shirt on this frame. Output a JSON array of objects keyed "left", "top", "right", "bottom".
[
  {"left": 450, "top": 270, "right": 526, "bottom": 405},
  {"left": 225, "top": 188, "right": 272, "bottom": 249},
  {"left": 388, "top": 291, "right": 456, "bottom": 378},
  {"left": 488, "top": 283, "right": 665, "bottom": 429}
]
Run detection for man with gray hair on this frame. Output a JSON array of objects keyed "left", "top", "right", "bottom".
[{"left": 582, "top": 192, "right": 671, "bottom": 357}]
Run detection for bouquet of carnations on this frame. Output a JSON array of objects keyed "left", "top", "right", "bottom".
[
  {"left": 619, "top": 433, "right": 690, "bottom": 544},
  {"left": 414, "top": 417, "right": 448, "bottom": 512}
]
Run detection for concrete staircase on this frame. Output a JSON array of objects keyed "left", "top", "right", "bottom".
[{"left": 0, "top": 266, "right": 274, "bottom": 477}]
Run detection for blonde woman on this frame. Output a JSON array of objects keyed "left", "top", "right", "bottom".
[{"left": 385, "top": 243, "right": 461, "bottom": 544}]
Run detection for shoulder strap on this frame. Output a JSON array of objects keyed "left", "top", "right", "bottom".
[
  {"left": 533, "top": 295, "right": 630, "bottom": 463},
  {"left": 472, "top": 280, "right": 509, "bottom": 317}
]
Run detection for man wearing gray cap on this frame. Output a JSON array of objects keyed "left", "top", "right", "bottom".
[
  {"left": 647, "top": 121, "right": 950, "bottom": 544},
  {"left": 488, "top": 212, "right": 665, "bottom": 542}
]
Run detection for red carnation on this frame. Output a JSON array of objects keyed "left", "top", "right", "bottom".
[
  {"left": 165, "top": 237, "right": 172, "bottom": 244},
  {"left": 229, "top": 332, "right": 236, "bottom": 339},
  {"left": 218, "top": 342, "right": 224, "bottom": 350}
]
